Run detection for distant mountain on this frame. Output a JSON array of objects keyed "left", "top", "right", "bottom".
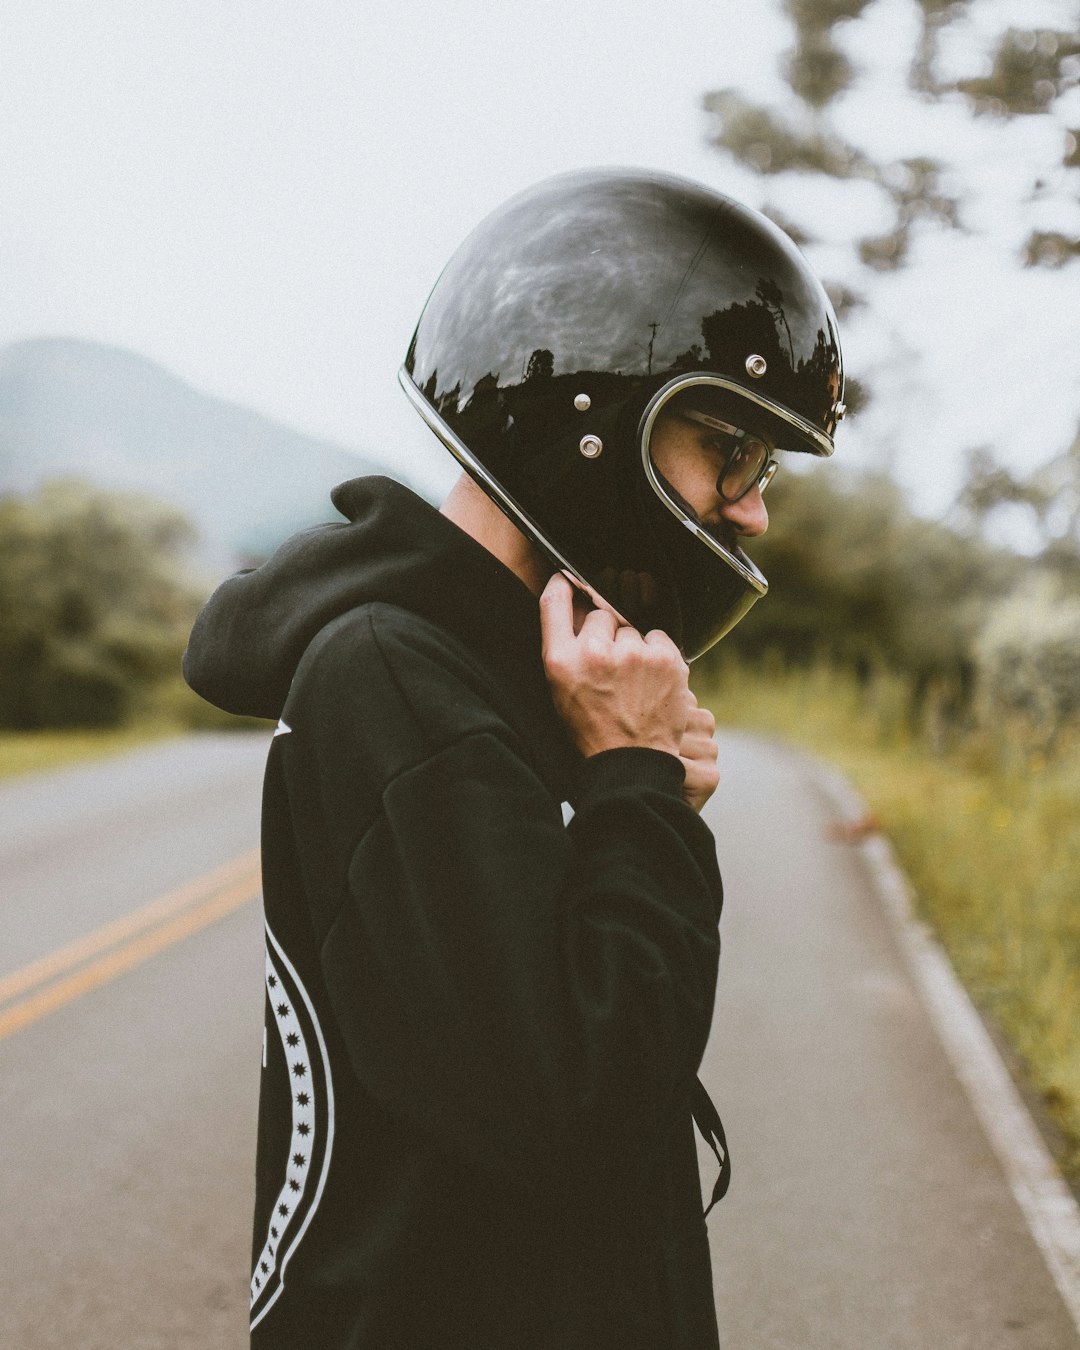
[{"left": 0, "top": 337, "right": 408, "bottom": 562}]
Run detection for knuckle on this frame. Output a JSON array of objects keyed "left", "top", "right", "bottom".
[
  {"left": 539, "top": 579, "right": 564, "bottom": 607},
  {"left": 581, "top": 637, "right": 611, "bottom": 664},
  {"left": 613, "top": 632, "right": 643, "bottom": 660},
  {"left": 543, "top": 650, "right": 572, "bottom": 680}
]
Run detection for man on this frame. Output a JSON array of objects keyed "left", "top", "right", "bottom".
[{"left": 184, "top": 168, "right": 844, "bottom": 1348}]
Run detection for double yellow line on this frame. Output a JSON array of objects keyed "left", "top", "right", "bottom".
[{"left": 0, "top": 850, "right": 262, "bottom": 1042}]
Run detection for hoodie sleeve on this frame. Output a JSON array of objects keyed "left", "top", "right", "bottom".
[{"left": 281, "top": 604, "right": 722, "bottom": 1189}]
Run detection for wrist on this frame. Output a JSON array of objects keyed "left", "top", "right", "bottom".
[
  {"left": 577, "top": 732, "right": 682, "bottom": 759},
  {"left": 577, "top": 746, "right": 686, "bottom": 800}
]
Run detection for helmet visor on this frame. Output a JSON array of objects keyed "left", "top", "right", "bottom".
[
  {"left": 637, "top": 380, "right": 772, "bottom": 658},
  {"left": 679, "top": 407, "right": 779, "bottom": 503}
]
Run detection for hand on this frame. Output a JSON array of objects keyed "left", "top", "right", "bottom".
[
  {"left": 539, "top": 572, "right": 690, "bottom": 760},
  {"left": 678, "top": 693, "right": 719, "bottom": 813}
]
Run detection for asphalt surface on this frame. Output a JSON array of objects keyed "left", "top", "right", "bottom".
[
  {"left": 0, "top": 734, "right": 270, "bottom": 1350},
  {"left": 0, "top": 729, "right": 1076, "bottom": 1348},
  {"left": 700, "top": 732, "right": 1079, "bottom": 1349}
]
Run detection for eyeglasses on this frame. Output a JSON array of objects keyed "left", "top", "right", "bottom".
[{"left": 683, "top": 409, "right": 779, "bottom": 504}]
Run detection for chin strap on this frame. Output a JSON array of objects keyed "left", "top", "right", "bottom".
[{"left": 691, "top": 1077, "right": 731, "bottom": 1217}]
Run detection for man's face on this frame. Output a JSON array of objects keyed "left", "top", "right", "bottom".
[{"left": 649, "top": 408, "right": 770, "bottom": 543}]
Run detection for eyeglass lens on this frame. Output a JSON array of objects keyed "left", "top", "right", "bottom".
[{"left": 719, "top": 438, "right": 771, "bottom": 502}]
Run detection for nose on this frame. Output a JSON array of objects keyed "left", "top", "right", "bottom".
[{"left": 720, "top": 485, "right": 769, "bottom": 538}]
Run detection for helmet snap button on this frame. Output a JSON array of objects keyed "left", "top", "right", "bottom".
[
  {"left": 574, "top": 393, "right": 592, "bottom": 411},
  {"left": 745, "top": 354, "right": 767, "bottom": 379},
  {"left": 836, "top": 401, "right": 848, "bottom": 421},
  {"left": 579, "top": 435, "right": 603, "bottom": 459}
]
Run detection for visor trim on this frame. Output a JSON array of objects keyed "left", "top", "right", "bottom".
[
  {"left": 639, "top": 376, "right": 770, "bottom": 596},
  {"left": 641, "top": 371, "right": 835, "bottom": 459}
]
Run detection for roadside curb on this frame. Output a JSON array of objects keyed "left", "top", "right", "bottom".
[{"left": 811, "top": 760, "right": 1080, "bottom": 1337}]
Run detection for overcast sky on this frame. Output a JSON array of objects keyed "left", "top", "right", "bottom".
[{"left": 3, "top": 0, "right": 1078, "bottom": 531}]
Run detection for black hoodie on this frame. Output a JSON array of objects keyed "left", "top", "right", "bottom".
[{"left": 184, "top": 477, "right": 724, "bottom": 1349}]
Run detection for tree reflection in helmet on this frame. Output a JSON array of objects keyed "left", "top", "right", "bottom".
[{"left": 400, "top": 168, "right": 845, "bottom": 658}]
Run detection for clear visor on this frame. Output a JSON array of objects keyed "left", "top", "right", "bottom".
[
  {"left": 635, "top": 380, "right": 774, "bottom": 658},
  {"left": 646, "top": 386, "right": 782, "bottom": 526},
  {"left": 680, "top": 407, "right": 779, "bottom": 503}
]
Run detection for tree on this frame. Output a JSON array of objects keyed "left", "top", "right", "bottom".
[
  {"left": 975, "top": 569, "right": 1080, "bottom": 746},
  {"left": 0, "top": 480, "right": 201, "bottom": 728},
  {"left": 717, "top": 463, "right": 1012, "bottom": 702},
  {"left": 707, "top": 2, "right": 1078, "bottom": 264},
  {"left": 702, "top": 0, "right": 1080, "bottom": 512},
  {"left": 955, "top": 427, "right": 1080, "bottom": 577}
]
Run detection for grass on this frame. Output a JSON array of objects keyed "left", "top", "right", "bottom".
[
  {"left": 0, "top": 678, "right": 270, "bottom": 782},
  {"left": 0, "top": 723, "right": 185, "bottom": 782},
  {"left": 7, "top": 660, "right": 1078, "bottom": 1183},
  {"left": 696, "top": 658, "right": 1080, "bottom": 1187}
]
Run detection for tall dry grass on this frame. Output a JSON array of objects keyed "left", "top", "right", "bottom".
[{"left": 696, "top": 657, "right": 1080, "bottom": 1185}]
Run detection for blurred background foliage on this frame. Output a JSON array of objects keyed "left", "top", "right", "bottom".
[
  {"left": 1, "top": 0, "right": 1077, "bottom": 1172},
  {"left": 705, "top": 0, "right": 1080, "bottom": 283},
  {"left": 694, "top": 0, "right": 1080, "bottom": 1179},
  {"left": 704, "top": 422, "right": 1080, "bottom": 753},
  {"left": 4, "top": 0, "right": 1075, "bottom": 747},
  {"left": 0, "top": 480, "right": 197, "bottom": 729},
  {"left": 695, "top": 0, "right": 1080, "bottom": 755},
  {"left": 0, "top": 479, "right": 255, "bottom": 734}
]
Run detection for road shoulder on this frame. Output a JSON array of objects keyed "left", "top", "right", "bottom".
[{"left": 811, "top": 753, "right": 1080, "bottom": 1337}]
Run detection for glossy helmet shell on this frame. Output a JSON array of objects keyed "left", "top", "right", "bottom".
[{"left": 400, "top": 167, "right": 844, "bottom": 657}]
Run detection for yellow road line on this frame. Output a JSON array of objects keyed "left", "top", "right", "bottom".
[
  {"left": 0, "top": 855, "right": 262, "bottom": 1043},
  {"left": 0, "top": 849, "right": 260, "bottom": 1007}
]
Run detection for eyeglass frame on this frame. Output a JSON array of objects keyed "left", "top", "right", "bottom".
[{"left": 681, "top": 408, "right": 779, "bottom": 503}]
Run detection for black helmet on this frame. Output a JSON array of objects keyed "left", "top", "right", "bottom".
[{"left": 400, "top": 167, "right": 845, "bottom": 658}]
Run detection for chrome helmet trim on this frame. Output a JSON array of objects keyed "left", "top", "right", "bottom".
[
  {"left": 641, "top": 371, "right": 835, "bottom": 461},
  {"left": 398, "top": 366, "right": 633, "bottom": 621},
  {"left": 638, "top": 372, "right": 795, "bottom": 597}
]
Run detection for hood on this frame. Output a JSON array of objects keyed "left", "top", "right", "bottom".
[{"left": 183, "top": 476, "right": 546, "bottom": 721}]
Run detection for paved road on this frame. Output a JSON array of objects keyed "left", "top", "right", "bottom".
[
  {"left": 0, "top": 734, "right": 270, "bottom": 1350},
  {"left": 700, "top": 732, "right": 1078, "bottom": 1348},
  {"left": 0, "top": 729, "right": 1076, "bottom": 1347}
]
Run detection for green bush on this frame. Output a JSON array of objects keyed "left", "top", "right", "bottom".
[
  {"left": 697, "top": 657, "right": 1080, "bottom": 1184},
  {"left": 711, "top": 465, "right": 1012, "bottom": 712},
  {"left": 975, "top": 571, "right": 1080, "bottom": 747},
  {"left": 0, "top": 480, "right": 202, "bottom": 729}
]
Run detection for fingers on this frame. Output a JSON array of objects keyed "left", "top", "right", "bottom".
[
  {"left": 542, "top": 571, "right": 626, "bottom": 647},
  {"left": 679, "top": 692, "right": 717, "bottom": 754},
  {"left": 680, "top": 723, "right": 718, "bottom": 757},
  {"left": 578, "top": 605, "right": 619, "bottom": 646},
  {"left": 539, "top": 572, "right": 692, "bottom": 759},
  {"left": 614, "top": 622, "right": 644, "bottom": 648},
  {"left": 541, "top": 572, "right": 625, "bottom": 684},
  {"left": 678, "top": 695, "right": 719, "bottom": 812},
  {"left": 539, "top": 571, "right": 576, "bottom": 658},
  {"left": 642, "top": 627, "right": 682, "bottom": 652},
  {"left": 682, "top": 701, "right": 716, "bottom": 738},
  {"left": 543, "top": 576, "right": 688, "bottom": 683},
  {"left": 643, "top": 628, "right": 689, "bottom": 678}
]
